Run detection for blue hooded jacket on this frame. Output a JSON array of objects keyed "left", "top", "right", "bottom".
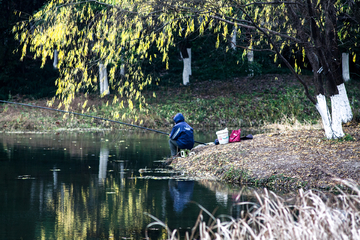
[{"left": 169, "top": 113, "right": 194, "bottom": 149}]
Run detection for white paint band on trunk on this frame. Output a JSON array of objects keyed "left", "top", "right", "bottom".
[
  {"left": 247, "top": 49, "right": 254, "bottom": 77},
  {"left": 330, "top": 84, "right": 351, "bottom": 138},
  {"left": 182, "top": 49, "right": 191, "bottom": 85},
  {"left": 187, "top": 48, "right": 192, "bottom": 76},
  {"left": 99, "top": 63, "right": 109, "bottom": 95},
  {"left": 231, "top": 27, "right": 236, "bottom": 50},
  {"left": 120, "top": 64, "right": 125, "bottom": 76},
  {"left": 330, "top": 94, "right": 345, "bottom": 138},
  {"left": 336, "top": 83, "right": 353, "bottom": 123},
  {"left": 315, "top": 94, "right": 334, "bottom": 139},
  {"left": 120, "top": 55, "right": 125, "bottom": 76},
  {"left": 53, "top": 50, "right": 58, "bottom": 69},
  {"left": 182, "top": 59, "right": 190, "bottom": 85},
  {"left": 342, "top": 53, "right": 350, "bottom": 82}
]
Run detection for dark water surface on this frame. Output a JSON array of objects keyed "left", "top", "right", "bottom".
[{"left": 0, "top": 131, "right": 257, "bottom": 239}]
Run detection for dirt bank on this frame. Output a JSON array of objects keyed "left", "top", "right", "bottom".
[{"left": 170, "top": 126, "right": 360, "bottom": 190}]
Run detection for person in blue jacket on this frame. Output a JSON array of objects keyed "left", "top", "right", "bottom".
[{"left": 169, "top": 113, "right": 194, "bottom": 157}]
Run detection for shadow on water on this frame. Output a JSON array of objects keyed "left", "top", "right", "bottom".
[{"left": 0, "top": 130, "right": 267, "bottom": 239}]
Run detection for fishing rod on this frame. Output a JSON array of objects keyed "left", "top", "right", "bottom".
[{"left": 0, "top": 100, "right": 206, "bottom": 145}]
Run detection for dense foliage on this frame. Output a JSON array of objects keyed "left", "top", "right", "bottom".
[{"left": 10, "top": 0, "right": 359, "bottom": 106}]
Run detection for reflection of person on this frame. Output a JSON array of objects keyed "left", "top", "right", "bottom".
[
  {"left": 169, "top": 113, "right": 194, "bottom": 157},
  {"left": 169, "top": 180, "right": 194, "bottom": 213}
]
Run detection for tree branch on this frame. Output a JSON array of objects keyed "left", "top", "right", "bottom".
[
  {"left": 209, "top": 14, "right": 302, "bottom": 44},
  {"left": 237, "top": 4, "right": 317, "bottom": 104},
  {"left": 241, "top": 1, "right": 304, "bottom": 7},
  {"left": 55, "top": 0, "right": 136, "bottom": 13},
  {"left": 232, "top": 44, "right": 276, "bottom": 53}
]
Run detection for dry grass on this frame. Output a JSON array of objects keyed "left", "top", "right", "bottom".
[
  {"left": 171, "top": 126, "right": 360, "bottom": 189},
  {"left": 262, "top": 115, "right": 323, "bottom": 133},
  {"left": 146, "top": 179, "right": 360, "bottom": 239}
]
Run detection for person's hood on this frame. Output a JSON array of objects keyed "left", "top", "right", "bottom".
[{"left": 173, "top": 113, "right": 185, "bottom": 123}]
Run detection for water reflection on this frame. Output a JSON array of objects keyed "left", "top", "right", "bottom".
[
  {"left": 169, "top": 180, "right": 194, "bottom": 213},
  {"left": 98, "top": 145, "right": 109, "bottom": 185},
  {"left": 52, "top": 166, "right": 58, "bottom": 189},
  {"left": 0, "top": 131, "right": 263, "bottom": 239}
]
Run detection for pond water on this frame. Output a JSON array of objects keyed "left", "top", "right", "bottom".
[{"left": 0, "top": 131, "right": 260, "bottom": 239}]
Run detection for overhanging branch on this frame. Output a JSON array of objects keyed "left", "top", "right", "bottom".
[
  {"left": 236, "top": 4, "right": 317, "bottom": 105},
  {"left": 209, "top": 14, "right": 302, "bottom": 44}
]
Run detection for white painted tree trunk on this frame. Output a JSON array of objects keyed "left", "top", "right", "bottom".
[
  {"left": 53, "top": 50, "right": 58, "bottom": 69},
  {"left": 120, "top": 64, "right": 125, "bottom": 76},
  {"left": 182, "top": 48, "right": 191, "bottom": 85},
  {"left": 98, "top": 146, "right": 109, "bottom": 185},
  {"left": 330, "top": 95, "right": 345, "bottom": 138},
  {"left": 99, "top": 63, "right": 109, "bottom": 95},
  {"left": 231, "top": 27, "right": 236, "bottom": 50},
  {"left": 247, "top": 48, "right": 254, "bottom": 77},
  {"left": 342, "top": 53, "right": 350, "bottom": 82},
  {"left": 120, "top": 54, "right": 125, "bottom": 76},
  {"left": 188, "top": 48, "right": 192, "bottom": 76},
  {"left": 316, "top": 83, "right": 353, "bottom": 139},
  {"left": 336, "top": 83, "right": 353, "bottom": 123},
  {"left": 330, "top": 83, "right": 353, "bottom": 138},
  {"left": 316, "top": 94, "right": 334, "bottom": 139}
]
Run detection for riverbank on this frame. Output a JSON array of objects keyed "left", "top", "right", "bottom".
[{"left": 170, "top": 126, "right": 360, "bottom": 190}]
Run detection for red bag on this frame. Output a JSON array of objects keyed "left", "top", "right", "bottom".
[{"left": 229, "top": 129, "right": 241, "bottom": 143}]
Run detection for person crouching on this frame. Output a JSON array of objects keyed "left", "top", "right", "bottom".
[{"left": 169, "top": 113, "right": 194, "bottom": 157}]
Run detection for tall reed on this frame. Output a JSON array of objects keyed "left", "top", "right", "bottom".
[{"left": 146, "top": 179, "right": 360, "bottom": 239}]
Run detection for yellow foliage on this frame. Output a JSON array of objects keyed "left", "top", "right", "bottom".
[
  {"left": 216, "top": 34, "right": 220, "bottom": 48},
  {"left": 128, "top": 99, "right": 133, "bottom": 110},
  {"left": 13, "top": 0, "right": 356, "bottom": 114},
  {"left": 82, "top": 100, "right": 88, "bottom": 109}
]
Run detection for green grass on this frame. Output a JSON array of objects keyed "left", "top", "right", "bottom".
[
  {"left": 147, "top": 86, "right": 319, "bottom": 128},
  {"left": 1, "top": 75, "right": 359, "bottom": 132}
]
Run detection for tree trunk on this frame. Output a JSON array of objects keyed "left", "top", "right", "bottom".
[
  {"left": 330, "top": 94, "right": 345, "bottom": 138},
  {"left": 99, "top": 63, "right": 109, "bottom": 95},
  {"left": 120, "top": 54, "right": 125, "bottom": 76},
  {"left": 120, "top": 64, "right": 125, "bottom": 76},
  {"left": 181, "top": 48, "right": 191, "bottom": 85},
  {"left": 231, "top": 26, "right": 236, "bottom": 50},
  {"left": 247, "top": 48, "right": 254, "bottom": 77},
  {"left": 307, "top": 0, "right": 352, "bottom": 139},
  {"left": 326, "top": 2, "right": 352, "bottom": 138},
  {"left": 53, "top": 50, "right": 58, "bottom": 69},
  {"left": 342, "top": 53, "right": 350, "bottom": 82},
  {"left": 315, "top": 94, "right": 334, "bottom": 139},
  {"left": 331, "top": 83, "right": 353, "bottom": 124},
  {"left": 314, "top": 82, "right": 352, "bottom": 139},
  {"left": 284, "top": 2, "right": 354, "bottom": 139}
]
